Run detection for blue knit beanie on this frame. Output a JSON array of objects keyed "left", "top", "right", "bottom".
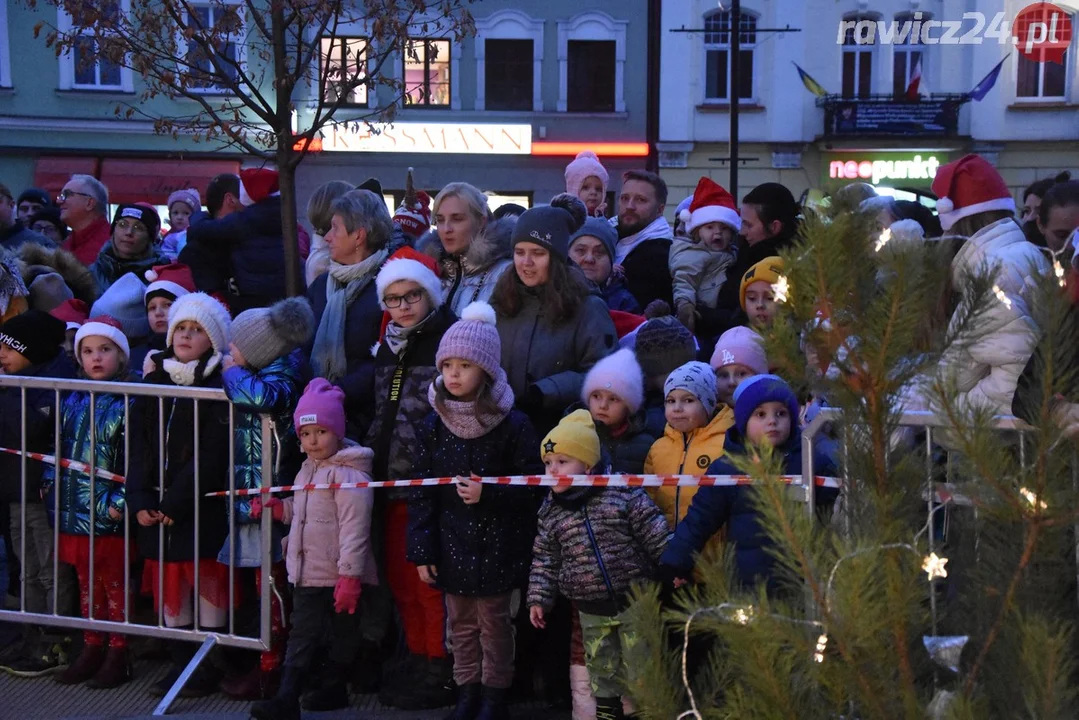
[
  {"left": 570, "top": 217, "right": 618, "bottom": 263},
  {"left": 733, "top": 374, "right": 799, "bottom": 437}
]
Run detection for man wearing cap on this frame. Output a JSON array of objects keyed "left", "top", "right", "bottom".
[
  {"left": 15, "top": 188, "right": 51, "bottom": 226},
  {"left": 0, "top": 183, "right": 55, "bottom": 252}
]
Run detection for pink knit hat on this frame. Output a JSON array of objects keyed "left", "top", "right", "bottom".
[
  {"left": 294, "top": 378, "right": 347, "bottom": 441},
  {"left": 564, "top": 150, "right": 609, "bottom": 199},
  {"left": 710, "top": 326, "right": 768, "bottom": 374},
  {"left": 435, "top": 301, "right": 505, "bottom": 382},
  {"left": 167, "top": 188, "right": 201, "bottom": 214}
]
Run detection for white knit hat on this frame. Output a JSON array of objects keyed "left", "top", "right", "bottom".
[
  {"left": 75, "top": 316, "right": 130, "bottom": 362},
  {"left": 375, "top": 258, "right": 444, "bottom": 311},
  {"left": 581, "top": 348, "right": 645, "bottom": 413},
  {"left": 166, "top": 292, "right": 231, "bottom": 354}
]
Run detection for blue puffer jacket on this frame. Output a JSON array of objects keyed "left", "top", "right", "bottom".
[
  {"left": 42, "top": 389, "right": 133, "bottom": 535},
  {"left": 221, "top": 349, "right": 309, "bottom": 523},
  {"left": 660, "top": 427, "right": 839, "bottom": 591}
]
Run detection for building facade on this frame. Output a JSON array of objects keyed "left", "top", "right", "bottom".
[
  {"left": 0, "top": 0, "right": 652, "bottom": 218},
  {"left": 658, "top": 0, "right": 1079, "bottom": 215}
]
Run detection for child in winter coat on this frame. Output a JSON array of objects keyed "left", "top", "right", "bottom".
[
  {"left": 218, "top": 297, "right": 313, "bottom": 699},
  {"left": 644, "top": 361, "right": 734, "bottom": 536},
  {"left": 133, "top": 263, "right": 195, "bottom": 374},
  {"left": 631, "top": 312, "right": 699, "bottom": 438},
  {"left": 660, "top": 375, "right": 838, "bottom": 592},
  {"left": 0, "top": 311, "right": 78, "bottom": 675},
  {"left": 249, "top": 379, "right": 378, "bottom": 720},
  {"left": 127, "top": 292, "right": 234, "bottom": 696},
  {"left": 710, "top": 326, "right": 769, "bottom": 408},
  {"left": 579, "top": 348, "right": 655, "bottom": 473},
  {"left": 565, "top": 150, "right": 610, "bottom": 217},
  {"left": 740, "top": 256, "right": 785, "bottom": 330},
  {"left": 407, "top": 301, "right": 543, "bottom": 720},
  {"left": 160, "top": 189, "right": 201, "bottom": 261},
  {"left": 670, "top": 177, "right": 739, "bottom": 335},
  {"left": 43, "top": 316, "right": 135, "bottom": 689},
  {"left": 529, "top": 410, "right": 671, "bottom": 720},
  {"left": 366, "top": 258, "right": 457, "bottom": 710}
]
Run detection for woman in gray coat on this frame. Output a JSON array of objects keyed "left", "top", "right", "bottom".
[{"left": 491, "top": 194, "right": 617, "bottom": 436}]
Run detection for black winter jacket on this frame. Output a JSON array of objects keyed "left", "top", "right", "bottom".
[
  {"left": 621, "top": 238, "right": 673, "bottom": 309},
  {"left": 406, "top": 409, "right": 543, "bottom": 596}
]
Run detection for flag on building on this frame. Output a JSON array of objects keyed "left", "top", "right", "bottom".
[
  {"left": 793, "top": 62, "right": 829, "bottom": 97},
  {"left": 903, "top": 58, "right": 922, "bottom": 100},
  {"left": 967, "top": 55, "right": 1010, "bottom": 102}
]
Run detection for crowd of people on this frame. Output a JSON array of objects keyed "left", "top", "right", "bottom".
[{"left": 0, "top": 149, "right": 1074, "bottom": 720}]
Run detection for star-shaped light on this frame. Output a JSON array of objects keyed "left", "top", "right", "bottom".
[
  {"left": 1019, "top": 486, "right": 1048, "bottom": 511},
  {"left": 874, "top": 227, "right": 892, "bottom": 252},
  {"left": 732, "top": 607, "right": 753, "bottom": 625},
  {"left": 772, "top": 275, "right": 790, "bottom": 303},
  {"left": 813, "top": 633, "right": 828, "bottom": 663},
  {"left": 543, "top": 440, "right": 556, "bottom": 455},
  {"left": 922, "top": 552, "right": 948, "bottom": 581},
  {"left": 992, "top": 285, "right": 1012, "bottom": 310}
]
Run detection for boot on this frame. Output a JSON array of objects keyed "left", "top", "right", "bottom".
[
  {"left": 391, "top": 655, "right": 455, "bottom": 710},
  {"left": 251, "top": 665, "right": 302, "bottom": 720},
  {"left": 220, "top": 663, "right": 278, "bottom": 700},
  {"left": 86, "top": 647, "right": 132, "bottom": 689},
  {"left": 55, "top": 643, "right": 105, "bottom": 685},
  {"left": 595, "top": 696, "right": 626, "bottom": 720},
  {"left": 302, "top": 661, "right": 350, "bottom": 712},
  {"left": 475, "top": 685, "right": 510, "bottom": 720},
  {"left": 443, "top": 682, "right": 481, "bottom": 720}
]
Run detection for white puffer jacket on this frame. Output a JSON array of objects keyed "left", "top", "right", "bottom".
[{"left": 937, "top": 218, "right": 1049, "bottom": 417}]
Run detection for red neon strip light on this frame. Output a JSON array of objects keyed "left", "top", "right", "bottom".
[{"left": 531, "top": 142, "right": 650, "bottom": 157}]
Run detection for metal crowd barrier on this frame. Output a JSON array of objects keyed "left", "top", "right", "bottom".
[{"left": 0, "top": 375, "right": 273, "bottom": 715}]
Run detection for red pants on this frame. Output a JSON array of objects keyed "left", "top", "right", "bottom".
[
  {"left": 59, "top": 534, "right": 131, "bottom": 649},
  {"left": 385, "top": 499, "right": 446, "bottom": 658}
]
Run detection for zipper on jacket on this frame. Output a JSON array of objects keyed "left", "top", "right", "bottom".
[
  {"left": 583, "top": 505, "right": 616, "bottom": 602},
  {"left": 675, "top": 432, "right": 692, "bottom": 528}
]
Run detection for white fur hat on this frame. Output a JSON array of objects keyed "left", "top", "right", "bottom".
[
  {"left": 581, "top": 348, "right": 645, "bottom": 414},
  {"left": 166, "top": 292, "right": 231, "bottom": 355},
  {"left": 75, "top": 316, "right": 130, "bottom": 362},
  {"left": 376, "top": 257, "right": 444, "bottom": 311}
]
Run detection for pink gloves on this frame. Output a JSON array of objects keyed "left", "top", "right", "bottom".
[
  {"left": 250, "top": 496, "right": 284, "bottom": 521},
  {"left": 334, "top": 576, "right": 363, "bottom": 614}
]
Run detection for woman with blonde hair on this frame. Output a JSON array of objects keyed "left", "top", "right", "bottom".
[{"left": 425, "top": 182, "right": 516, "bottom": 315}]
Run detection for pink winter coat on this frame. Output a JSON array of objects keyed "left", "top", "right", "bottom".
[{"left": 282, "top": 441, "right": 378, "bottom": 588}]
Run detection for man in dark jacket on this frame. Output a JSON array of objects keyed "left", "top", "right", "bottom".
[
  {"left": 0, "top": 183, "right": 55, "bottom": 252},
  {"left": 613, "top": 170, "right": 674, "bottom": 309}
]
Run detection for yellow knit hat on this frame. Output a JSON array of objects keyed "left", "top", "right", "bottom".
[
  {"left": 540, "top": 409, "right": 601, "bottom": 468},
  {"left": 739, "top": 256, "right": 785, "bottom": 311}
]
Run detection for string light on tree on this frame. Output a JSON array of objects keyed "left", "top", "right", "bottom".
[
  {"left": 992, "top": 285, "right": 1012, "bottom": 310},
  {"left": 874, "top": 227, "right": 892, "bottom": 252},
  {"left": 733, "top": 607, "right": 754, "bottom": 625},
  {"left": 773, "top": 275, "right": 790, "bottom": 303},
  {"left": 1019, "top": 486, "right": 1048, "bottom": 511},
  {"left": 1053, "top": 259, "right": 1066, "bottom": 288},
  {"left": 922, "top": 552, "right": 949, "bottom": 581},
  {"left": 813, "top": 633, "right": 829, "bottom": 663}
]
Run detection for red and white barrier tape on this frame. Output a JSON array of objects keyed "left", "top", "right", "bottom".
[
  {"left": 0, "top": 446, "right": 125, "bottom": 483},
  {"left": 204, "top": 473, "right": 843, "bottom": 498}
]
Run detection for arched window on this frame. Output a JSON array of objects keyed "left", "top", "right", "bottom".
[
  {"left": 703, "top": 8, "right": 757, "bottom": 102},
  {"left": 474, "top": 10, "right": 544, "bottom": 112},
  {"left": 557, "top": 11, "right": 627, "bottom": 113},
  {"left": 892, "top": 13, "right": 927, "bottom": 97},
  {"left": 841, "top": 13, "right": 878, "bottom": 98}
]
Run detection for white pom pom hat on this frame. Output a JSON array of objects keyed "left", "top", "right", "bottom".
[
  {"left": 581, "top": 348, "right": 645, "bottom": 413},
  {"left": 166, "top": 292, "right": 232, "bottom": 355},
  {"left": 930, "top": 154, "right": 1015, "bottom": 232},
  {"left": 679, "top": 176, "right": 741, "bottom": 235}
]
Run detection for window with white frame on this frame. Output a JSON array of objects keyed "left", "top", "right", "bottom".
[
  {"left": 703, "top": 9, "right": 756, "bottom": 102},
  {"left": 892, "top": 13, "right": 924, "bottom": 97},
  {"left": 841, "top": 14, "right": 876, "bottom": 98},
  {"left": 474, "top": 10, "right": 543, "bottom": 112},
  {"left": 0, "top": 0, "right": 11, "bottom": 88},
  {"left": 1016, "top": 9, "right": 1071, "bottom": 99},
  {"left": 557, "top": 11, "right": 627, "bottom": 113},
  {"left": 321, "top": 36, "right": 368, "bottom": 106},
  {"left": 58, "top": 0, "right": 132, "bottom": 91},
  {"left": 403, "top": 38, "right": 452, "bottom": 107},
  {"left": 184, "top": 2, "right": 244, "bottom": 92}
]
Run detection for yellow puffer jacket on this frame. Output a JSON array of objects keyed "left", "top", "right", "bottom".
[{"left": 643, "top": 406, "right": 735, "bottom": 532}]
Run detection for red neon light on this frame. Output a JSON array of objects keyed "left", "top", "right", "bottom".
[
  {"left": 293, "top": 137, "right": 323, "bottom": 152},
  {"left": 531, "top": 142, "right": 649, "bottom": 157}
]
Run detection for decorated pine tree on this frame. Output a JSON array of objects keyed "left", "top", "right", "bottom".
[{"left": 624, "top": 196, "right": 1079, "bottom": 719}]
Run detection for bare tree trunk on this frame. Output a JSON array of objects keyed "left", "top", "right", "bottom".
[{"left": 277, "top": 156, "right": 304, "bottom": 297}]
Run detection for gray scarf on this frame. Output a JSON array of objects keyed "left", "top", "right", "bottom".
[
  {"left": 312, "top": 249, "right": 389, "bottom": 381},
  {"left": 383, "top": 310, "right": 435, "bottom": 358}
]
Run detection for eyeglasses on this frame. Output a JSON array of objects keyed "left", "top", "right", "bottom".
[
  {"left": 383, "top": 289, "right": 426, "bottom": 308},
  {"left": 115, "top": 219, "right": 148, "bottom": 235},
  {"left": 30, "top": 223, "right": 58, "bottom": 235},
  {"left": 57, "top": 190, "right": 92, "bottom": 203}
]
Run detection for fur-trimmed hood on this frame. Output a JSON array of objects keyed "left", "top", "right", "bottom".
[
  {"left": 421, "top": 217, "right": 516, "bottom": 276},
  {"left": 17, "top": 243, "right": 100, "bottom": 305}
]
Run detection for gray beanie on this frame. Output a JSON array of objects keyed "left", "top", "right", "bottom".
[
  {"left": 90, "top": 272, "right": 150, "bottom": 341},
  {"left": 230, "top": 297, "right": 315, "bottom": 370},
  {"left": 570, "top": 217, "right": 618, "bottom": 263},
  {"left": 664, "top": 361, "right": 718, "bottom": 417}
]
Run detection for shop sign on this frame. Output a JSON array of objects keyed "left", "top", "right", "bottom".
[
  {"left": 823, "top": 152, "right": 945, "bottom": 188},
  {"left": 319, "top": 122, "right": 532, "bottom": 154}
]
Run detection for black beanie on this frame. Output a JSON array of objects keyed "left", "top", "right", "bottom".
[
  {"left": 111, "top": 204, "right": 162, "bottom": 241},
  {"left": 511, "top": 206, "right": 578, "bottom": 262},
  {"left": 0, "top": 311, "right": 65, "bottom": 366},
  {"left": 16, "top": 188, "right": 51, "bottom": 208}
]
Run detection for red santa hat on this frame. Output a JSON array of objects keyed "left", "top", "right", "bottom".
[
  {"left": 144, "top": 263, "right": 196, "bottom": 305},
  {"left": 50, "top": 298, "right": 90, "bottom": 331},
  {"left": 930, "top": 154, "right": 1015, "bottom": 232},
  {"left": 679, "top": 176, "right": 741, "bottom": 235},
  {"left": 75, "top": 315, "right": 130, "bottom": 361},
  {"left": 239, "top": 168, "right": 281, "bottom": 207}
]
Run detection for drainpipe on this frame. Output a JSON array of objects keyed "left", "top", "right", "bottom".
[{"left": 646, "top": 0, "right": 661, "bottom": 173}]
